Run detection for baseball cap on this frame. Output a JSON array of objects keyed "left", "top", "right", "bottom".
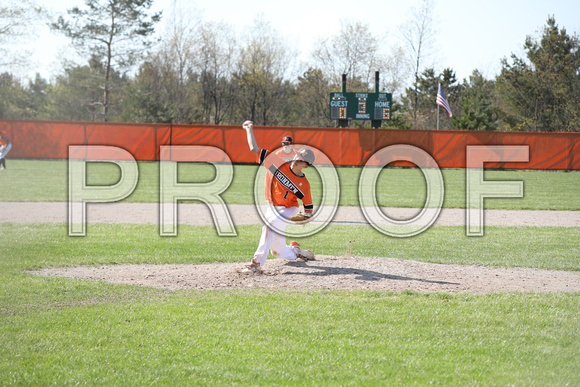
[
  {"left": 293, "top": 147, "right": 315, "bottom": 166},
  {"left": 281, "top": 135, "right": 293, "bottom": 145}
]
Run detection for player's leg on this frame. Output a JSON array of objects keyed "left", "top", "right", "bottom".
[
  {"left": 245, "top": 206, "right": 310, "bottom": 274},
  {"left": 240, "top": 224, "right": 269, "bottom": 274},
  {"left": 273, "top": 206, "right": 315, "bottom": 260},
  {"left": 252, "top": 206, "right": 297, "bottom": 262},
  {"left": 269, "top": 206, "right": 303, "bottom": 260},
  {"left": 243, "top": 207, "right": 283, "bottom": 274},
  {"left": 251, "top": 205, "right": 288, "bottom": 266},
  {"left": 0, "top": 144, "right": 11, "bottom": 169},
  {"left": 270, "top": 232, "right": 297, "bottom": 260},
  {"left": 252, "top": 224, "right": 273, "bottom": 266}
]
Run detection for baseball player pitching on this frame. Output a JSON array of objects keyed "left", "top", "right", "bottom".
[{"left": 241, "top": 120, "right": 315, "bottom": 274}]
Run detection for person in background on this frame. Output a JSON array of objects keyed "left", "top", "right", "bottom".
[
  {"left": 274, "top": 135, "right": 296, "bottom": 162},
  {"left": 0, "top": 134, "right": 12, "bottom": 170}
]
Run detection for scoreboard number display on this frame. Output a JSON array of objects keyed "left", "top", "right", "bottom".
[
  {"left": 329, "top": 94, "right": 348, "bottom": 120},
  {"left": 330, "top": 92, "right": 392, "bottom": 121}
]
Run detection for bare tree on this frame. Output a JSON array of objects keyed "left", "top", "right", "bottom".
[
  {"left": 195, "top": 20, "right": 238, "bottom": 124},
  {"left": 129, "top": 1, "right": 240, "bottom": 124},
  {"left": 51, "top": 0, "right": 161, "bottom": 121},
  {"left": 151, "top": 2, "right": 201, "bottom": 123},
  {"left": 310, "top": 19, "right": 407, "bottom": 98},
  {"left": 311, "top": 20, "right": 384, "bottom": 87},
  {"left": 0, "top": 0, "right": 45, "bottom": 71},
  {"left": 399, "top": 0, "right": 437, "bottom": 127},
  {"left": 235, "top": 16, "right": 296, "bottom": 125},
  {"left": 381, "top": 45, "right": 409, "bottom": 97}
]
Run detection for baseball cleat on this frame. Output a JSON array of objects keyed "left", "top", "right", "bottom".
[
  {"left": 290, "top": 241, "right": 315, "bottom": 261},
  {"left": 241, "top": 259, "right": 263, "bottom": 274}
]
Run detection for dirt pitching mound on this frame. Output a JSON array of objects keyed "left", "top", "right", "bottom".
[{"left": 34, "top": 255, "right": 580, "bottom": 294}]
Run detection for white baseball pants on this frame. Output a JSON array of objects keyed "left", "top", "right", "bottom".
[{"left": 253, "top": 205, "right": 300, "bottom": 266}]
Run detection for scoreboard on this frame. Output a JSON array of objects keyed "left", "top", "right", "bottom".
[{"left": 330, "top": 92, "right": 392, "bottom": 121}]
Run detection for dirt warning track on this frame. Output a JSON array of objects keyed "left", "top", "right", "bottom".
[{"left": 2, "top": 202, "right": 579, "bottom": 227}]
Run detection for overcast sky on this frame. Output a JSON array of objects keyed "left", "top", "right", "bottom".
[{"left": 9, "top": 0, "right": 580, "bottom": 84}]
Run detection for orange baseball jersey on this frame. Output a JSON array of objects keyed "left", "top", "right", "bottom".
[
  {"left": 257, "top": 148, "right": 313, "bottom": 212},
  {"left": 264, "top": 147, "right": 297, "bottom": 199},
  {"left": 273, "top": 147, "right": 297, "bottom": 162}
]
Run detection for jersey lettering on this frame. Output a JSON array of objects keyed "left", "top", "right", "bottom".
[
  {"left": 268, "top": 164, "right": 305, "bottom": 199},
  {"left": 257, "top": 148, "right": 312, "bottom": 210}
]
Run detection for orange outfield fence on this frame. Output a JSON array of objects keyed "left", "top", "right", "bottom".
[{"left": 1, "top": 119, "right": 579, "bottom": 170}]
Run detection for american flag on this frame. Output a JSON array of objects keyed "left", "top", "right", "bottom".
[{"left": 436, "top": 83, "right": 452, "bottom": 117}]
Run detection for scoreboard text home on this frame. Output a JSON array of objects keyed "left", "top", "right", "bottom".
[{"left": 330, "top": 92, "right": 392, "bottom": 121}]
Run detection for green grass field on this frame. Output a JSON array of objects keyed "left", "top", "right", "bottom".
[
  {"left": 3, "top": 159, "right": 580, "bottom": 209},
  {"left": 1, "top": 159, "right": 579, "bottom": 385}
]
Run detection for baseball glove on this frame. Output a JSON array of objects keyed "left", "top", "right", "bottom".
[{"left": 290, "top": 212, "right": 312, "bottom": 223}]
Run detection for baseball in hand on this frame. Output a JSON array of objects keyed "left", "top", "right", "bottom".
[{"left": 243, "top": 120, "right": 253, "bottom": 130}]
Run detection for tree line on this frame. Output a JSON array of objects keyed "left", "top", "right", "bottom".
[{"left": 1, "top": 0, "right": 578, "bottom": 132}]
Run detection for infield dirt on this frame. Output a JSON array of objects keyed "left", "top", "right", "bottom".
[
  {"left": 7, "top": 202, "right": 579, "bottom": 294},
  {"left": 34, "top": 255, "right": 580, "bottom": 294}
]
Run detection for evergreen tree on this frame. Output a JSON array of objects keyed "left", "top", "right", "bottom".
[
  {"left": 0, "top": 73, "right": 29, "bottom": 118},
  {"left": 453, "top": 70, "right": 500, "bottom": 131},
  {"left": 46, "top": 56, "right": 127, "bottom": 121},
  {"left": 497, "top": 17, "right": 580, "bottom": 131},
  {"left": 401, "top": 67, "right": 458, "bottom": 129},
  {"left": 287, "top": 68, "right": 333, "bottom": 127},
  {"left": 26, "top": 74, "right": 50, "bottom": 119},
  {"left": 121, "top": 62, "right": 174, "bottom": 123}
]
